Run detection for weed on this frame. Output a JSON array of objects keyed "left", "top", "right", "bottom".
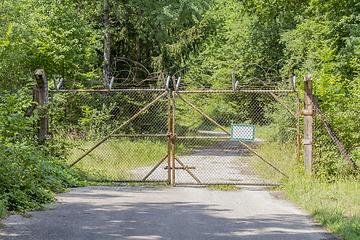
[
  {"left": 283, "top": 170, "right": 360, "bottom": 240},
  {"left": 208, "top": 185, "right": 241, "bottom": 191}
]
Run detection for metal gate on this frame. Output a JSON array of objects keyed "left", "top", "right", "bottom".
[
  {"left": 50, "top": 88, "right": 172, "bottom": 183},
  {"left": 171, "top": 89, "right": 299, "bottom": 185},
  {"left": 51, "top": 85, "right": 298, "bottom": 186}
]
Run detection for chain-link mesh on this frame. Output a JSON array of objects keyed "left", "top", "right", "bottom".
[
  {"left": 173, "top": 90, "right": 298, "bottom": 185},
  {"left": 50, "top": 89, "right": 170, "bottom": 182},
  {"left": 49, "top": 85, "right": 299, "bottom": 185},
  {"left": 313, "top": 110, "right": 359, "bottom": 180}
]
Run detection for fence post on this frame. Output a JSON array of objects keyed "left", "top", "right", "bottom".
[
  {"left": 34, "top": 69, "right": 49, "bottom": 145},
  {"left": 302, "top": 75, "right": 313, "bottom": 172}
]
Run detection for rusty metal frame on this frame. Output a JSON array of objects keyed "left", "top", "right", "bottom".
[
  {"left": 177, "top": 90, "right": 296, "bottom": 94},
  {"left": 52, "top": 85, "right": 299, "bottom": 185},
  {"left": 53, "top": 88, "right": 172, "bottom": 183}
]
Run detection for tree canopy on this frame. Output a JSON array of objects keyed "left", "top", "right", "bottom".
[{"left": 0, "top": 0, "right": 359, "bottom": 96}]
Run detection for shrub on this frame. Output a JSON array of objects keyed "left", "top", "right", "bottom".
[{"left": 0, "top": 89, "right": 85, "bottom": 213}]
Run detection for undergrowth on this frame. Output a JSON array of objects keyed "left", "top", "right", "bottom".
[
  {"left": 0, "top": 89, "right": 86, "bottom": 220},
  {"left": 282, "top": 170, "right": 360, "bottom": 240}
]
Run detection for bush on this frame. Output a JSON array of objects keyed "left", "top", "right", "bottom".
[
  {"left": 0, "top": 200, "right": 6, "bottom": 219},
  {"left": 0, "top": 89, "right": 86, "bottom": 213}
]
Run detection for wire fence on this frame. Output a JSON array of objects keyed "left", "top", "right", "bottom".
[
  {"left": 49, "top": 86, "right": 299, "bottom": 185},
  {"left": 172, "top": 90, "right": 298, "bottom": 185},
  {"left": 48, "top": 61, "right": 347, "bottom": 185},
  {"left": 313, "top": 108, "right": 360, "bottom": 181},
  {"left": 50, "top": 89, "right": 171, "bottom": 182}
]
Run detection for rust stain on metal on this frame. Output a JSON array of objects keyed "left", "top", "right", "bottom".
[{"left": 301, "top": 109, "right": 313, "bottom": 116}]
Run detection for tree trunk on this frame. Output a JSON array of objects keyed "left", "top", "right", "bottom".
[
  {"left": 135, "top": 37, "right": 141, "bottom": 84},
  {"left": 103, "top": 0, "right": 110, "bottom": 89}
]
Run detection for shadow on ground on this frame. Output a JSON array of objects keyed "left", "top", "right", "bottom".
[{"left": 0, "top": 187, "right": 336, "bottom": 240}]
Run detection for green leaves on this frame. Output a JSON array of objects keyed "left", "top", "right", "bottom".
[
  {"left": 0, "top": 89, "right": 37, "bottom": 142},
  {"left": 0, "top": 89, "right": 86, "bottom": 212},
  {"left": 0, "top": 0, "right": 102, "bottom": 92}
]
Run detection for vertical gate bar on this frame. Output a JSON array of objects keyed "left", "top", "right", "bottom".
[
  {"left": 167, "top": 90, "right": 171, "bottom": 184},
  {"left": 172, "top": 90, "right": 176, "bottom": 186}
]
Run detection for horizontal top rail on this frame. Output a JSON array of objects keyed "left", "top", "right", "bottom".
[
  {"left": 111, "top": 134, "right": 169, "bottom": 138},
  {"left": 176, "top": 89, "right": 298, "bottom": 94},
  {"left": 176, "top": 136, "right": 231, "bottom": 139},
  {"left": 51, "top": 88, "right": 167, "bottom": 93}
]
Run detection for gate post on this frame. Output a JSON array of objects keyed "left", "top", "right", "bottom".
[
  {"left": 34, "top": 69, "right": 49, "bottom": 145},
  {"left": 302, "top": 75, "right": 313, "bottom": 172}
]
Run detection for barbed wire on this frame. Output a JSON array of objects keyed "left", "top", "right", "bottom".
[
  {"left": 62, "top": 57, "right": 296, "bottom": 90},
  {"left": 171, "top": 59, "right": 295, "bottom": 90},
  {"left": 110, "top": 57, "right": 163, "bottom": 87}
]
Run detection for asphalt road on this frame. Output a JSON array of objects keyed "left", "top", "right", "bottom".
[{"left": 0, "top": 186, "right": 337, "bottom": 240}]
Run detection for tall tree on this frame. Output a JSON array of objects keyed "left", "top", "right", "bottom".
[{"left": 103, "top": 0, "right": 111, "bottom": 89}]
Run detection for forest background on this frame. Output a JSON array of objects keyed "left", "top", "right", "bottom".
[{"left": 1, "top": 0, "right": 360, "bottom": 239}]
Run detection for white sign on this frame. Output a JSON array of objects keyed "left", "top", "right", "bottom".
[{"left": 231, "top": 124, "right": 255, "bottom": 141}]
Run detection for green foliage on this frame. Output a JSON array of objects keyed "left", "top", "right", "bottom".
[
  {"left": 0, "top": 89, "right": 86, "bottom": 213},
  {"left": 79, "top": 103, "right": 116, "bottom": 139},
  {"left": 0, "top": 200, "right": 6, "bottom": 218},
  {"left": 0, "top": 0, "right": 102, "bottom": 92},
  {"left": 283, "top": 170, "right": 360, "bottom": 240},
  {"left": 207, "top": 185, "right": 241, "bottom": 191},
  {"left": 0, "top": 89, "right": 38, "bottom": 141}
]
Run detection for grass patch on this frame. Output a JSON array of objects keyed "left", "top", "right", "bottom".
[
  {"left": 207, "top": 185, "right": 241, "bottom": 191},
  {"left": 66, "top": 137, "right": 169, "bottom": 180},
  {"left": 283, "top": 171, "right": 360, "bottom": 240},
  {"left": 237, "top": 125, "right": 297, "bottom": 183},
  {"left": 122, "top": 182, "right": 170, "bottom": 187}
]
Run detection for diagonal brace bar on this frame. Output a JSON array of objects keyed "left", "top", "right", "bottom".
[
  {"left": 269, "top": 92, "right": 297, "bottom": 120},
  {"left": 175, "top": 157, "right": 201, "bottom": 183},
  {"left": 70, "top": 91, "right": 167, "bottom": 167},
  {"left": 142, "top": 154, "right": 168, "bottom": 181},
  {"left": 175, "top": 92, "right": 287, "bottom": 178}
]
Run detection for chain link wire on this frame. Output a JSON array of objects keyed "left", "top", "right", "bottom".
[
  {"left": 173, "top": 91, "right": 298, "bottom": 185},
  {"left": 49, "top": 82, "right": 298, "bottom": 184},
  {"left": 50, "top": 89, "right": 170, "bottom": 182},
  {"left": 313, "top": 111, "right": 359, "bottom": 180}
]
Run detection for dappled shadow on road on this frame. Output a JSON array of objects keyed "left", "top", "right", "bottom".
[{"left": 0, "top": 187, "right": 334, "bottom": 240}]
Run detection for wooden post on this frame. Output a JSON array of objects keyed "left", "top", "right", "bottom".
[
  {"left": 34, "top": 69, "right": 49, "bottom": 145},
  {"left": 302, "top": 75, "right": 313, "bottom": 172}
]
